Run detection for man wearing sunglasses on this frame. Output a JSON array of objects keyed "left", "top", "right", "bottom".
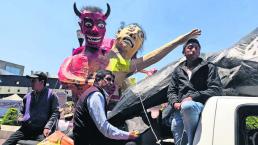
[
  {"left": 3, "top": 72, "right": 60, "bottom": 145},
  {"left": 167, "top": 38, "right": 222, "bottom": 145},
  {"left": 73, "top": 70, "right": 138, "bottom": 145}
]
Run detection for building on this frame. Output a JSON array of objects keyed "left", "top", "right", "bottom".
[
  {"left": 0, "top": 60, "right": 71, "bottom": 107},
  {"left": 0, "top": 60, "right": 24, "bottom": 76}
]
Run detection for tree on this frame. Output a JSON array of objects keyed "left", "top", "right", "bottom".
[{"left": 1, "top": 108, "right": 19, "bottom": 126}]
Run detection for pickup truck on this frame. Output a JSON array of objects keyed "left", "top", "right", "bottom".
[
  {"left": 193, "top": 96, "right": 258, "bottom": 145},
  {"left": 2, "top": 96, "right": 257, "bottom": 145}
]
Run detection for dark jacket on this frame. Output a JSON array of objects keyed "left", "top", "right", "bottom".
[
  {"left": 167, "top": 58, "right": 222, "bottom": 108},
  {"left": 21, "top": 88, "right": 60, "bottom": 131},
  {"left": 73, "top": 85, "right": 108, "bottom": 145}
]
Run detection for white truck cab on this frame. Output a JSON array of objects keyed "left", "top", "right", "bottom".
[{"left": 194, "top": 96, "right": 258, "bottom": 145}]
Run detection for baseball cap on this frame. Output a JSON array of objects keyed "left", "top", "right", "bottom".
[{"left": 26, "top": 72, "right": 48, "bottom": 82}]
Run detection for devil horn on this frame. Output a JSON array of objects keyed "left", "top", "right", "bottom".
[
  {"left": 104, "top": 3, "right": 111, "bottom": 19},
  {"left": 73, "top": 2, "right": 81, "bottom": 17}
]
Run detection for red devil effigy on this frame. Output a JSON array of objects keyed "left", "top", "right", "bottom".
[
  {"left": 58, "top": 2, "right": 201, "bottom": 104},
  {"left": 58, "top": 3, "right": 112, "bottom": 101}
]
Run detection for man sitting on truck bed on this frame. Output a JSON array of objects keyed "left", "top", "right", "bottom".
[{"left": 167, "top": 38, "right": 223, "bottom": 145}]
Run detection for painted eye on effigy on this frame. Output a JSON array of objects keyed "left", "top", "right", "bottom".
[
  {"left": 138, "top": 31, "right": 144, "bottom": 39},
  {"left": 97, "top": 22, "right": 105, "bottom": 29},
  {"left": 83, "top": 18, "right": 93, "bottom": 28},
  {"left": 84, "top": 22, "right": 93, "bottom": 28}
]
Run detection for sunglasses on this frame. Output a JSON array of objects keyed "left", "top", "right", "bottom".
[{"left": 104, "top": 77, "right": 114, "bottom": 83}]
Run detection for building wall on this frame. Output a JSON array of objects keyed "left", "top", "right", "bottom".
[
  {"left": 0, "top": 60, "right": 24, "bottom": 75},
  {"left": 0, "top": 75, "right": 72, "bottom": 99},
  {"left": 0, "top": 75, "right": 60, "bottom": 88}
]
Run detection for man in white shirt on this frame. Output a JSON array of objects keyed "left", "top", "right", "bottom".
[{"left": 73, "top": 70, "right": 139, "bottom": 145}]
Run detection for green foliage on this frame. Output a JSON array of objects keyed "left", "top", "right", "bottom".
[
  {"left": 246, "top": 116, "right": 258, "bottom": 130},
  {"left": 1, "top": 108, "right": 19, "bottom": 126}
]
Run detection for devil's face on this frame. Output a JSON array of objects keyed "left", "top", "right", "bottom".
[
  {"left": 74, "top": 3, "right": 110, "bottom": 50},
  {"left": 80, "top": 12, "right": 106, "bottom": 49}
]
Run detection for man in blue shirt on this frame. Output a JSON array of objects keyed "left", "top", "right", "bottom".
[{"left": 73, "top": 70, "right": 139, "bottom": 145}]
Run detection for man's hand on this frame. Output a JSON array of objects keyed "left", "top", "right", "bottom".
[
  {"left": 173, "top": 103, "right": 181, "bottom": 110},
  {"left": 182, "top": 96, "right": 192, "bottom": 102},
  {"left": 17, "top": 116, "right": 23, "bottom": 122},
  {"left": 177, "top": 29, "right": 201, "bottom": 44},
  {"left": 186, "top": 29, "right": 201, "bottom": 39},
  {"left": 43, "top": 128, "right": 51, "bottom": 137},
  {"left": 128, "top": 130, "right": 140, "bottom": 140}
]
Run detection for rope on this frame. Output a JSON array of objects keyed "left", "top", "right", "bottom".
[{"left": 139, "top": 95, "right": 162, "bottom": 145}]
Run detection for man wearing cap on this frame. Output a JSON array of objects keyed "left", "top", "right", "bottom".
[
  {"left": 73, "top": 70, "right": 138, "bottom": 145},
  {"left": 167, "top": 39, "right": 222, "bottom": 145},
  {"left": 3, "top": 72, "right": 60, "bottom": 145}
]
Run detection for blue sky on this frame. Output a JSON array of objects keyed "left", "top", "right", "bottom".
[{"left": 1, "top": 0, "right": 258, "bottom": 80}]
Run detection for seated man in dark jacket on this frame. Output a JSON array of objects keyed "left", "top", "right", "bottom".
[
  {"left": 167, "top": 39, "right": 222, "bottom": 145},
  {"left": 3, "top": 72, "right": 60, "bottom": 145},
  {"left": 73, "top": 70, "right": 138, "bottom": 145}
]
